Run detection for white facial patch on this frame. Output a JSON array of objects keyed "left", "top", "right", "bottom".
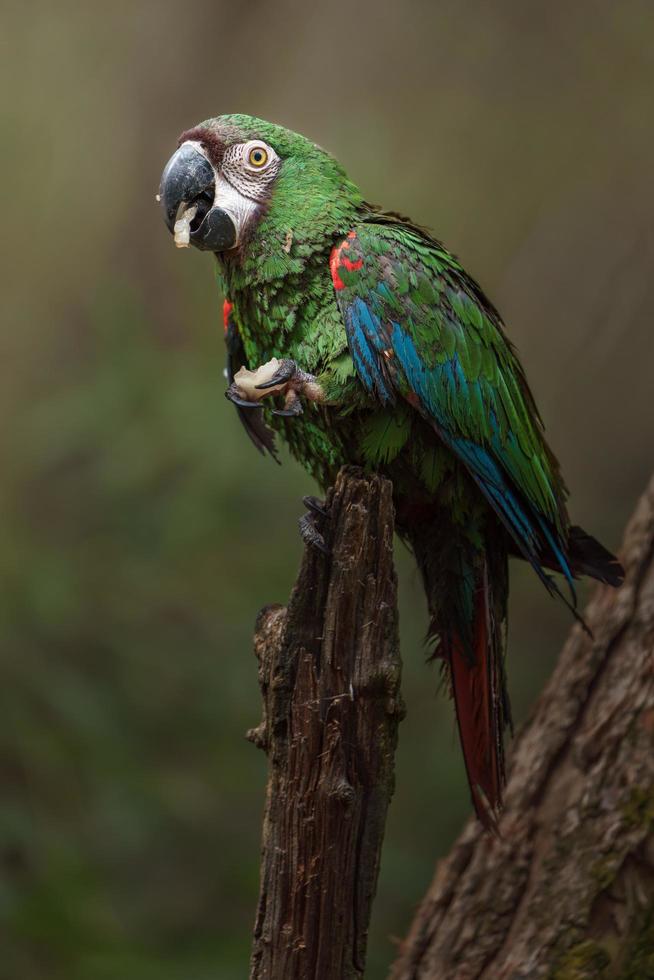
[{"left": 212, "top": 174, "right": 259, "bottom": 245}]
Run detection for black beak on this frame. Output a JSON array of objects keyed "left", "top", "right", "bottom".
[{"left": 159, "top": 142, "right": 237, "bottom": 252}]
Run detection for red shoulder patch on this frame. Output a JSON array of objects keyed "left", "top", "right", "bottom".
[
  {"left": 330, "top": 230, "right": 363, "bottom": 291},
  {"left": 222, "top": 299, "right": 233, "bottom": 336}
]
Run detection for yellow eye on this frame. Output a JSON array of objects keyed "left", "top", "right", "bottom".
[{"left": 248, "top": 145, "right": 268, "bottom": 168}]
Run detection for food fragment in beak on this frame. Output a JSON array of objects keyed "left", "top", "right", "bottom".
[{"left": 173, "top": 204, "right": 198, "bottom": 248}]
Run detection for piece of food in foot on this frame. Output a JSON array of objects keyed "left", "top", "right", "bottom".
[
  {"left": 233, "top": 359, "right": 286, "bottom": 400},
  {"left": 173, "top": 204, "right": 198, "bottom": 248}
]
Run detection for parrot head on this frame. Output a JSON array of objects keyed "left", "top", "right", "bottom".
[{"left": 159, "top": 114, "right": 362, "bottom": 254}]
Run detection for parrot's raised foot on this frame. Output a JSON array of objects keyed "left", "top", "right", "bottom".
[
  {"left": 298, "top": 495, "right": 330, "bottom": 554},
  {"left": 226, "top": 357, "right": 325, "bottom": 417}
]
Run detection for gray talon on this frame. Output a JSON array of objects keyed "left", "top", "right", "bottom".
[
  {"left": 272, "top": 401, "right": 303, "bottom": 418},
  {"left": 272, "top": 387, "right": 304, "bottom": 417},
  {"left": 255, "top": 358, "right": 297, "bottom": 390},
  {"left": 226, "top": 387, "right": 263, "bottom": 409},
  {"left": 303, "top": 495, "right": 328, "bottom": 517}
]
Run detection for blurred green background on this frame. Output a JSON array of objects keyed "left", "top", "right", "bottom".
[{"left": 2, "top": 1, "right": 652, "bottom": 977}]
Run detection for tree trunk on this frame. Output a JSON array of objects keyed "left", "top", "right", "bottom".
[
  {"left": 248, "top": 467, "right": 404, "bottom": 980},
  {"left": 391, "top": 474, "right": 654, "bottom": 980}
]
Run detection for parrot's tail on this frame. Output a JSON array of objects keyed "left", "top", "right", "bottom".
[
  {"left": 445, "top": 560, "right": 512, "bottom": 829},
  {"left": 409, "top": 525, "right": 512, "bottom": 829},
  {"left": 510, "top": 524, "right": 624, "bottom": 589},
  {"left": 567, "top": 525, "right": 624, "bottom": 587}
]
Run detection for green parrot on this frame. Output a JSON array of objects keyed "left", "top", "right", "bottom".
[{"left": 159, "top": 114, "right": 623, "bottom": 826}]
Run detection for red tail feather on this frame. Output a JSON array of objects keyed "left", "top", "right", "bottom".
[
  {"left": 449, "top": 582, "right": 505, "bottom": 829},
  {"left": 408, "top": 522, "right": 510, "bottom": 828}
]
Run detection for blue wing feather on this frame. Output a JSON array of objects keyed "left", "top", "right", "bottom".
[{"left": 332, "top": 223, "right": 577, "bottom": 602}]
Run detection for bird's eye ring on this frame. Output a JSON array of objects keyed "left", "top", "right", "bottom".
[{"left": 248, "top": 145, "right": 269, "bottom": 168}]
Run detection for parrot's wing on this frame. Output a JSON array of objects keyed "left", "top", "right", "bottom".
[
  {"left": 223, "top": 300, "right": 279, "bottom": 462},
  {"left": 331, "top": 223, "right": 577, "bottom": 604}
]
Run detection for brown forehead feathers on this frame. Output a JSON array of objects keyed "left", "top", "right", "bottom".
[
  {"left": 178, "top": 126, "right": 225, "bottom": 167},
  {"left": 178, "top": 121, "right": 248, "bottom": 169}
]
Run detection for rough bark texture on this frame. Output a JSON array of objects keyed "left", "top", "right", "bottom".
[
  {"left": 392, "top": 474, "right": 654, "bottom": 980},
  {"left": 248, "top": 467, "right": 404, "bottom": 980}
]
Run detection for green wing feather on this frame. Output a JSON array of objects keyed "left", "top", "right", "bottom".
[
  {"left": 333, "top": 219, "right": 569, "bottom": 535},
  {"left": 332, "top": 217, "right": 578, "bottom": 599}
]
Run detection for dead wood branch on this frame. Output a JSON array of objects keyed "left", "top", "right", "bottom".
[{"left": 248, "top": 467, "right": 404, "bottom": 980}]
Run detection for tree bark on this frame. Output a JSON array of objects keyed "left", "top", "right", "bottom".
[
  {"left": 248, "top": 467, "right": 404, "bottom": 980},
  {"left": 391, "top": 474, "right": 654, "bottom": 980}
]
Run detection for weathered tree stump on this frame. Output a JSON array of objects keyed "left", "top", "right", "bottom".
[
  {"left": 391, "top": 474, "right": 654, "bottom": 980},
  {"left": 248, "top": 467, "right": 404, "bottom": 980}
]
